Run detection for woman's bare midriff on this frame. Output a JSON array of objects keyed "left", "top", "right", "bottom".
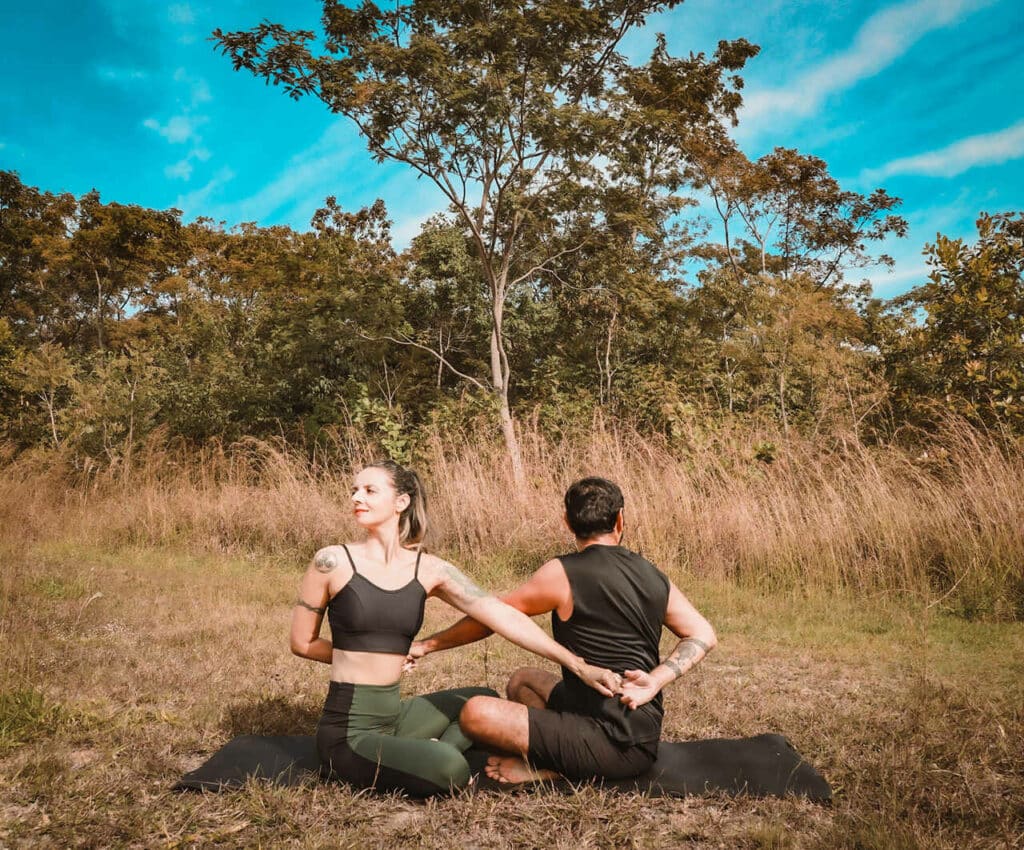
[{"left": 331, "top": 648, "right": 406, "bottom": 685}]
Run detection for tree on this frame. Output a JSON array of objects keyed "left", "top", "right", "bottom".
[
  {"left": 689, "top": 147, "right": 907, "bottom": 290},
  {"left": 0, "top": 171, "right": 77, "bottom": 347},
  {"left": 41, "top": 192, "right": 184, "bottom": 355},
  {"left": 214, "top": 0, "right": 757, "bottom": 483},
  {"left": 886, "top": 212, "right": 1024, "bottom": 430},
  {"left": 9, "top": 342, "right": 77, "bottom": 449}
]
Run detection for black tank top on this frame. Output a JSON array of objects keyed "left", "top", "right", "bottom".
[
  {"left": 550, "top": 544, "right": 670, "bottom": 745},
  {"left": 327, "top": 545, "right": 427, "bottom": 654}
]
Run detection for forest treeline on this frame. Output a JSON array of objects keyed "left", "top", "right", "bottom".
[
  {"left": 1, "top": 165, "right": 1022, "bottom": 467},
  {"left": 3, "top": 0, "right": 1024, "bottom": 466}
]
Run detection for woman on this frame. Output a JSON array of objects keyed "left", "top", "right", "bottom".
[{"left": 290, "top": 459, "right": 619, "bottom": 797}]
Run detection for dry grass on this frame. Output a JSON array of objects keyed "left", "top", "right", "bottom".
[
  {"left": 0, "top": 541, "right": 1022, "bottom": 849},
  {"left": 1, "top": 421, "right": 1022, "bottom": 846},
  {"left": 2, "top": 417, "right": 1022, "bottom": 617}
]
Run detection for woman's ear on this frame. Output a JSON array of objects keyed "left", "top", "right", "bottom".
[{"left": 396, "top": 492, "right": 411, "bottom": 514}]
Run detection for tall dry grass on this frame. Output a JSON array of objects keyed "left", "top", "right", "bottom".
[{"left": 2, "top": 416, "right": 1022, "bottom": 617}]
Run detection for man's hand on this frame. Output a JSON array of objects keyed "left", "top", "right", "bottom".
[
  {"left": 618, "top": 669, "right": 661, "bottom": 710},
  {"left": 577, "top": 662, "right": 622, "bottom": 698},
  {"left": 402, "top": 639, "right": 429, "bottom": 673}
]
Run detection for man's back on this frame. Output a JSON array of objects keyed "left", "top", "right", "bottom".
[{"left": 551, "top": 544, "right": 670, "bottom": 745}]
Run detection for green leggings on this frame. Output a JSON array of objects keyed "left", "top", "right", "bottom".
[{"left": 315, "top": 681, "right": 497, "bottom": 797}]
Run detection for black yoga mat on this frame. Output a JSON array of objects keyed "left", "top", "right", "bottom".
[{"left": 174, "top": 733, "right": 831, "bottom": 801}]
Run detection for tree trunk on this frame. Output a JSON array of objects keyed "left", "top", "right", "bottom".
[
  {"left": 42, "top": 391, "right": 60, "bottom": 449},
  {"left": 490, "top": 281, "right": 525, "bottom": 487},
  {"left": 94, "top": 267, "right": 106, "bottom": 354},
  {"left": 778, "top": 372, "right": 789, "bottom": 435}
]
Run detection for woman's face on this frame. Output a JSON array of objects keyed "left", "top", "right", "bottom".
[{"left": 351, "top": 466, "right": 408, "bottom": 529}]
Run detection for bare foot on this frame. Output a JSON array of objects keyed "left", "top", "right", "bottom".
[{"left": 484, "top": 755, "right": 561, "bottom": 784}]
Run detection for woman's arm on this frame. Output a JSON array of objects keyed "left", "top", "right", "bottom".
[
  {"left": 411, "top": 559, "right": 567, "bottom": 658},
  {"left": 289, "top": 549, "right": 337, "bottom": 664},
  {"left": 428, "top": 557, "right": 619, "bottom": 697}
]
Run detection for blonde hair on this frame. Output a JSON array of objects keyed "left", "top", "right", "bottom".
[{"left": 367, "top": 459, "right": 428, "bottom": 546}]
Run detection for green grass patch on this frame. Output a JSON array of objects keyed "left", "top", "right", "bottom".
[{"left": 0, "top": 689, "right": 60, "bottom": 750}]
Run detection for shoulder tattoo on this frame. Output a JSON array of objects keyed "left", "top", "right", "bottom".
[
  {"left": 314, "top": 550, "right": 340, "bottom": 574},
  {"left": 443, "top": 562, "right": 488, "bottom": 600}
]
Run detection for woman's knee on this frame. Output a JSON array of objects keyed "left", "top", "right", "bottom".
[{"left": 429, "top": 743, "right": 472, "bottom": 790}]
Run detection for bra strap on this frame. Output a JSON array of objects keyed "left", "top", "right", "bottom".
[
  {"left": 340, "top": 544, "right": 358, "bottom": 573},
  {"left": 414, "top": 548, "right": 422, "bottom": 579}
]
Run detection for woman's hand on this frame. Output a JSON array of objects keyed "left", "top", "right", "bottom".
[
  {"left": 617, "top": 669, "right": 661, "bottom": 709},
  {"left": 402, "top": 639, "right": 428, "bottom": 673},
  {"left": 576, "top": 661, "right": 622, "bottom": 698}
]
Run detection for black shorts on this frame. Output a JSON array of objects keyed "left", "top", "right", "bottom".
[{"left": 527, "top": 706, "right": 658, "bottom": 782}]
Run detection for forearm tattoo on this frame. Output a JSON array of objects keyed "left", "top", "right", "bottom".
[
  {"left": 664, "top": 637, "right": 711, "bottom": 680},
  {"left": 314, "top": 550, "right": 339, "bottom": 573},
  {"left": 296, "top": 598, "right": 325, "bottom": 615},
  {"left": 665, "top": 659, "right": 685, "bottom": 679}
]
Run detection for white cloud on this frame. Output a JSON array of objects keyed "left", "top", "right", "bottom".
[
  {"left": 863, "top": 119, "right": 1024, "bottom": 180},
  {"left": 175, "top": 168, "right": 237, "bottom": 220},
  {"left": 168, "top": 4, "right": 194, "bottom": 25},
  {"left": 204, "top": 122, "right": 366, "bottom": 224},
  {"left": 740, "top": 0, "right": 995, "bottom": 124},
  {"left": 173, "top": 68, "right": 212, "bottom": 107},
  {"left": 144, "top": 114, "right": 205, "bottom": 144},
  {"left": 165, "top": 159, "right": 194, "bottom": 181},
  {"left": 97, "top": 65, "right": 148, "bottom": 85}
]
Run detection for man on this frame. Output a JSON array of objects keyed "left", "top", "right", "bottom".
[{"left": 407, "top": 477, "right": 716, "bottom": 783}]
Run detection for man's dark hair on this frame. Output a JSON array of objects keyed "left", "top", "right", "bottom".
[{"left": 564, "top": 477, "right": 624, "bottom": 538}]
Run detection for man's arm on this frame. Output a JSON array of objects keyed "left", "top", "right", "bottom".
[
  {"left": 618, "top": 582, "right": 717, "bottom": 710},
  {"left": 412, "top": 558, "right": 568, "bottom": 656}
]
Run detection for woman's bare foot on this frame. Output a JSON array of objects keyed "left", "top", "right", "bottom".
[{"left": 484, "top": 755, "right": 561, "bottom": 784}]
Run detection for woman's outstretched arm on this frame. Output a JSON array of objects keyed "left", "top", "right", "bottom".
[{"left": 425, "top": 556, "right": 619, "bottom": 697}]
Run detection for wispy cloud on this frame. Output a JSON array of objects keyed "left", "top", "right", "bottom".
[
  {"left": 168, "top": 4, "right": 194, "bottom": 26},
  {"left": 175, "top": 167, "right": 237, "bottom": 219},
  {"left": 143, "top": 114, "right": 205, "bottom": 144},
  {"left": 173, "top": 68, "right": 211, "bottom": 107},
  {"left": 741, "top": 0, "right": 995, "bottom": 124},
  {"left": 863, "top": 119, "right": 1024, "bottom": 180},
  {"left": 96, "top": 65, "right": 148, "bottom": 85},
  {"left": 199, "top": 122, "right": 365, "bottom": 224},
  {"left": 143, "top": 68, "right": 213, "bottom": 178},
  {"left": 165, "top": 159, "right": 193, "bottom": 181}
]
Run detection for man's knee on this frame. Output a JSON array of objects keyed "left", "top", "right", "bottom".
[
  {"left": 459, "top": 694, "right": 495, "bottom": 737},
  {"left": 505, "top": 666, "right": 545, "bottom": 702}
]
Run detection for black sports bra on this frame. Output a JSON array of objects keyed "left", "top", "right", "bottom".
[{"left": 327, "top": 544, "right": 427, "bottom": 654}]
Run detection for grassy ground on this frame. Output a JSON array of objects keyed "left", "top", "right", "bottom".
[{"left": 1, "top": 543, "right": 1021, "bottom": 849}]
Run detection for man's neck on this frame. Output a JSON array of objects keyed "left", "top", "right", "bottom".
[{"left": 575, "top": 531, "right": 621, "bottom": 550}]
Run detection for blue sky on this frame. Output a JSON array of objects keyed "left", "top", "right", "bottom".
[{"left": 2, "top": 0, "right": 1022, "bottom": 298}]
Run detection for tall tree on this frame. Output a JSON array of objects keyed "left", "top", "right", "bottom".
[
  {"left": 886, "top": 212, "right": 1024, "bottom": 430},
  {"left": 0, "top": 171, "right": 77, "bottom": 347},
  {"left": 689, "top": 147, "right": 907, "bottom": 290},
  {"left": 43, "top": 193, "right": 184, "bottom": 354},
  {"left": 214, "top": 0, "right": 756, "bottom": 482}
]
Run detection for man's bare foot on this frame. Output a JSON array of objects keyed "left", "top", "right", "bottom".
[{"left": 484, "top": 755, "right": 561, "bottom": 784}]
